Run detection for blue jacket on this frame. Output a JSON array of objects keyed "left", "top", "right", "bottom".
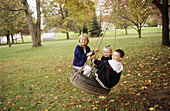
[{"left": 73, "top": 45, "right": 91, "bottom": 67}]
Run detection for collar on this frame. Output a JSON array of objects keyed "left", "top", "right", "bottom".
[{"left": 108, "top": 60, "right": 123, "bottom": 73}]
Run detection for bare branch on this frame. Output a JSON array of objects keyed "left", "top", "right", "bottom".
[{"left": 9, "top": 9, "right": 26, "bottom": 11}]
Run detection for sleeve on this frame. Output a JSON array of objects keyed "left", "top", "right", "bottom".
[
  {"left": 75, "top": 46, "right": 87, "bottom": 59},
  {"left": 87, "top": 46, "right": 95, "bottom": 56},
  {"left": 93, "top": 59, "right": 105, "bottom": 69}
]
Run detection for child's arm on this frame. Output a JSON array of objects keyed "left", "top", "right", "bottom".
[
  {"left": 87, "top": 49, "right": 99, "bottom": 56},
  {"left": 88, "top": 56, "right": 105, "bottom": 69}
]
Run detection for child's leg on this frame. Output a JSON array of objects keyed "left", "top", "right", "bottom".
[{"left": 83, "top": 65, "right": 92, "bottom": 77}]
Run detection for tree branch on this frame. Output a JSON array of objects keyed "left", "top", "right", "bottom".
[
  {"left": 152, "top": 0, "right": 163, "bottom": 12},
  {"left": 121, "top": 15, "right": 138, "bottom": 26},
  {"left": 9, "top": 9, "right": 26, "bottom": 11}
]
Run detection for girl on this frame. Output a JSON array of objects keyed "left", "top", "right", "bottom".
[{"left": 73, "top": 33, "right": 98, "bottom": 76}]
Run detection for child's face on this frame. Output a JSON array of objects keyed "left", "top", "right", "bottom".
[
  {"left": 112, "top": 51, "right": 122, "bottom": 62},
  {"left": 103, "top": 48, "right": 112, "bottom": 58},
  {"left": 80, "top": 37, "right": 88, "bottom": 46}
]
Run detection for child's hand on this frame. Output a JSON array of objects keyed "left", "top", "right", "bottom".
[
  {"left": 87, "top": 56, "right": 92, "bottom": 61},
  {"left": 94, "top": 49, "right": 99, "bottom": 53},
  {"left": 87, "top": 52, "right": 93, "bottom": 56}
]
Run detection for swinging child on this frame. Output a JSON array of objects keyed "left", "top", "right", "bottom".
[{"left": 88, "top": 49, "right": 125, "bottom": 89}]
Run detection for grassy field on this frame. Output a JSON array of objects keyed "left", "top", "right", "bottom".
[{"left": 0, "top": 27, "right": 169, "bottom": 110}]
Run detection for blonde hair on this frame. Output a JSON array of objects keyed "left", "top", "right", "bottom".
[
  {"left": 103, "top": 45, "right": 112, "bottom": 54},
  {"left": 78, "top": 33, "right": 89, "bottom": 44}
]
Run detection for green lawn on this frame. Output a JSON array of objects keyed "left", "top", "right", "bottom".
[{"left": 0, "top": 27, "right": 169, "bottom": 110}]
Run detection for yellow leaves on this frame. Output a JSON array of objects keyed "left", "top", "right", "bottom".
[
  {"left": 148, "top": 80, "right": 152, "bottom": 83},
  {"left": 139, "top": 64, "right": 144, "bottom": 68},
  {"left": 149, "top": 107, "right": 155, "bottom": 111},
  {"left": 73, "top": 88, "right": 77, "bottom": 91},
  {"left": 136, "top": 93, "right": 140, "bottom": 96},
  {"left": 98, "top": 96, "right": 106, "bottom": 99},
  {"left": 127, "top": 74, "right": 131, "bottom": 76},
  {"left": 70, "top": 102, "right": 76, "bottom": 105},
  {"left": 91, "top": 105, "right": 98, "bottom": 110},
  {"left": 109, "top": 99, "right": 115, "bottom": 103},
  {"left": 19, "top": 107, "right": 24, "bottom": 109},
  {"left": 141, "top": 86, "right": 148, "bottom": 90},
  {"left": 123, "top": 81, "right": 128, "bottom": 84}
]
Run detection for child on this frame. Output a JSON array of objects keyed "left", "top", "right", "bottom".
[
  {"left": 88, "top": 49, "right": 125, "bottom": 89},
  {"left": 101, "top": 45, "right": 112, "bottom": 62},
  {"left": 73, "top": 33, "right": 98, "bottom": 75}
]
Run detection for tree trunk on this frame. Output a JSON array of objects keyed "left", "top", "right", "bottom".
[
  {"left": 66, "top": 32, "right": 69, "bottom": 39},
  {"left": 21, "top": 36, "right": 24, "bottom": 43},
  {"left": 65, "top": 9, "right": 70, "bottom": 39},
  {"left": 36, "top": 0, "right": 42, "bottom": 46},
  {"left": 7, "top": 30, "right": 11, "bottom": 47},
  {"left": 138, "top": 28, "right": 142, "bottom": 38},
  {"left": 11, "top": 35, "right": 14, "bottom": 44},
  {"left": 161, "top": 1, "right": 169, "bottom": 46},
  {"left": 152, "top": 0, "right": 170, "bottom": 46},
  {"left": 22, "top": 0, "right": 42, "bottom": 47},
  {"left": 124, "top": 26, "right": 128, "bottom": 35},
  {"left": 79, "top": 29, "right": 82, "bottom": 35}
]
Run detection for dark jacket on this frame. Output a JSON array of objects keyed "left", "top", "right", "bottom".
[
  {"left": 101, "top": 56, "right": 112, "bottom": 62},
  {"left": 94, "top": 59, "right": 122, "bottom": 88},
  {"left": 73, "top": 45, "right": 91, "bottom": 67}
]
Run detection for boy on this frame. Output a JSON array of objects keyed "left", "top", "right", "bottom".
[{"left": 88, "top": 49, "right": 125, "bottom": 89}]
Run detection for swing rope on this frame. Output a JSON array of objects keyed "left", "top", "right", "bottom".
[{"left": 93, "top": 2, "right": 119, "bottom": 58}]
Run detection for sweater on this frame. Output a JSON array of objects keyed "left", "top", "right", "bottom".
[{"left": 73, "top": 44, "right": 91, "bottom": 67}]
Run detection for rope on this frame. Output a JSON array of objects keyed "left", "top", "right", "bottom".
[
  {"left": 113, "top": 0, "right": 119, "bottom": 50},
  {"left": 93, "top": 1, "right": 119, "bottom": 57}
]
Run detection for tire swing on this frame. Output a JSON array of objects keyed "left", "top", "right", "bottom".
[
  {"left": 70, "top": 3, "right": 119, "bottom": 96},
  {"left": 70, "top": 68, "right": 111, "bottom": 96}
]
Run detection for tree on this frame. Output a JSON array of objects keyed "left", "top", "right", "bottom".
[
  {"left": 152, "top": 0, "right": 169, "bottom": 46},
  {"left": 119, "top": 0, "right": 158, "bottom": 38},
  {"left": 104, "top": 0, "right": 158, "bottom": 38},
  {"left": 0, "top": 0, "right": 42, "bottom": 47},
  {"left": 42, "top": 0, "right": 94, "bottom": 39},
  {"left": 0, "top": 0, "right": 25, "bottom": 47},
  {"left": 21, "top": 0, "right": 42, "bottom": 47},
  {"left": 89, "top": 13, "right": 102, "bottom": 37}
]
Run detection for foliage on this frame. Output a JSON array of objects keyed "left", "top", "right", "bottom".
[
  {"left": 0, "top": 27, "right": 169, "bottom": 110},
  {"left": 102, "top": 0, "right": 159, "bottom": 38},
  {"left": 148, "top": 19, "right": 158, "bottom": 27},
  {"left": 89, "top": 13, "right": 102, "bottom": 37},
  {"left": 42, "top": 0, "right": 95, "bottom": 34},
  {"left": 0, "top": 0, "right": 26, "bottom": 36}
]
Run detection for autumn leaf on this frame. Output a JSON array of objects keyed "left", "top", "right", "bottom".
[{"left": 149, "top": 107, "right": 155, "bottom": 111}]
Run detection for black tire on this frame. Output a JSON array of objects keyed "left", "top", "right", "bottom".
[{"left": 70, "top": 69, "right": 110, "bottom": 96}]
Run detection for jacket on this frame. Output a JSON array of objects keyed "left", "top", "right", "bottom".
[
  {"left": 73, "top": 44, "right": 91, "bottom": 67},
  {"left": 93, "top": 59, "right": 123, "bottom": 88}
]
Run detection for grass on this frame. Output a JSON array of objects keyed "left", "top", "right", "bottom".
[{"left": 0, "top": 27, "right": 169, "bottom": 110}]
